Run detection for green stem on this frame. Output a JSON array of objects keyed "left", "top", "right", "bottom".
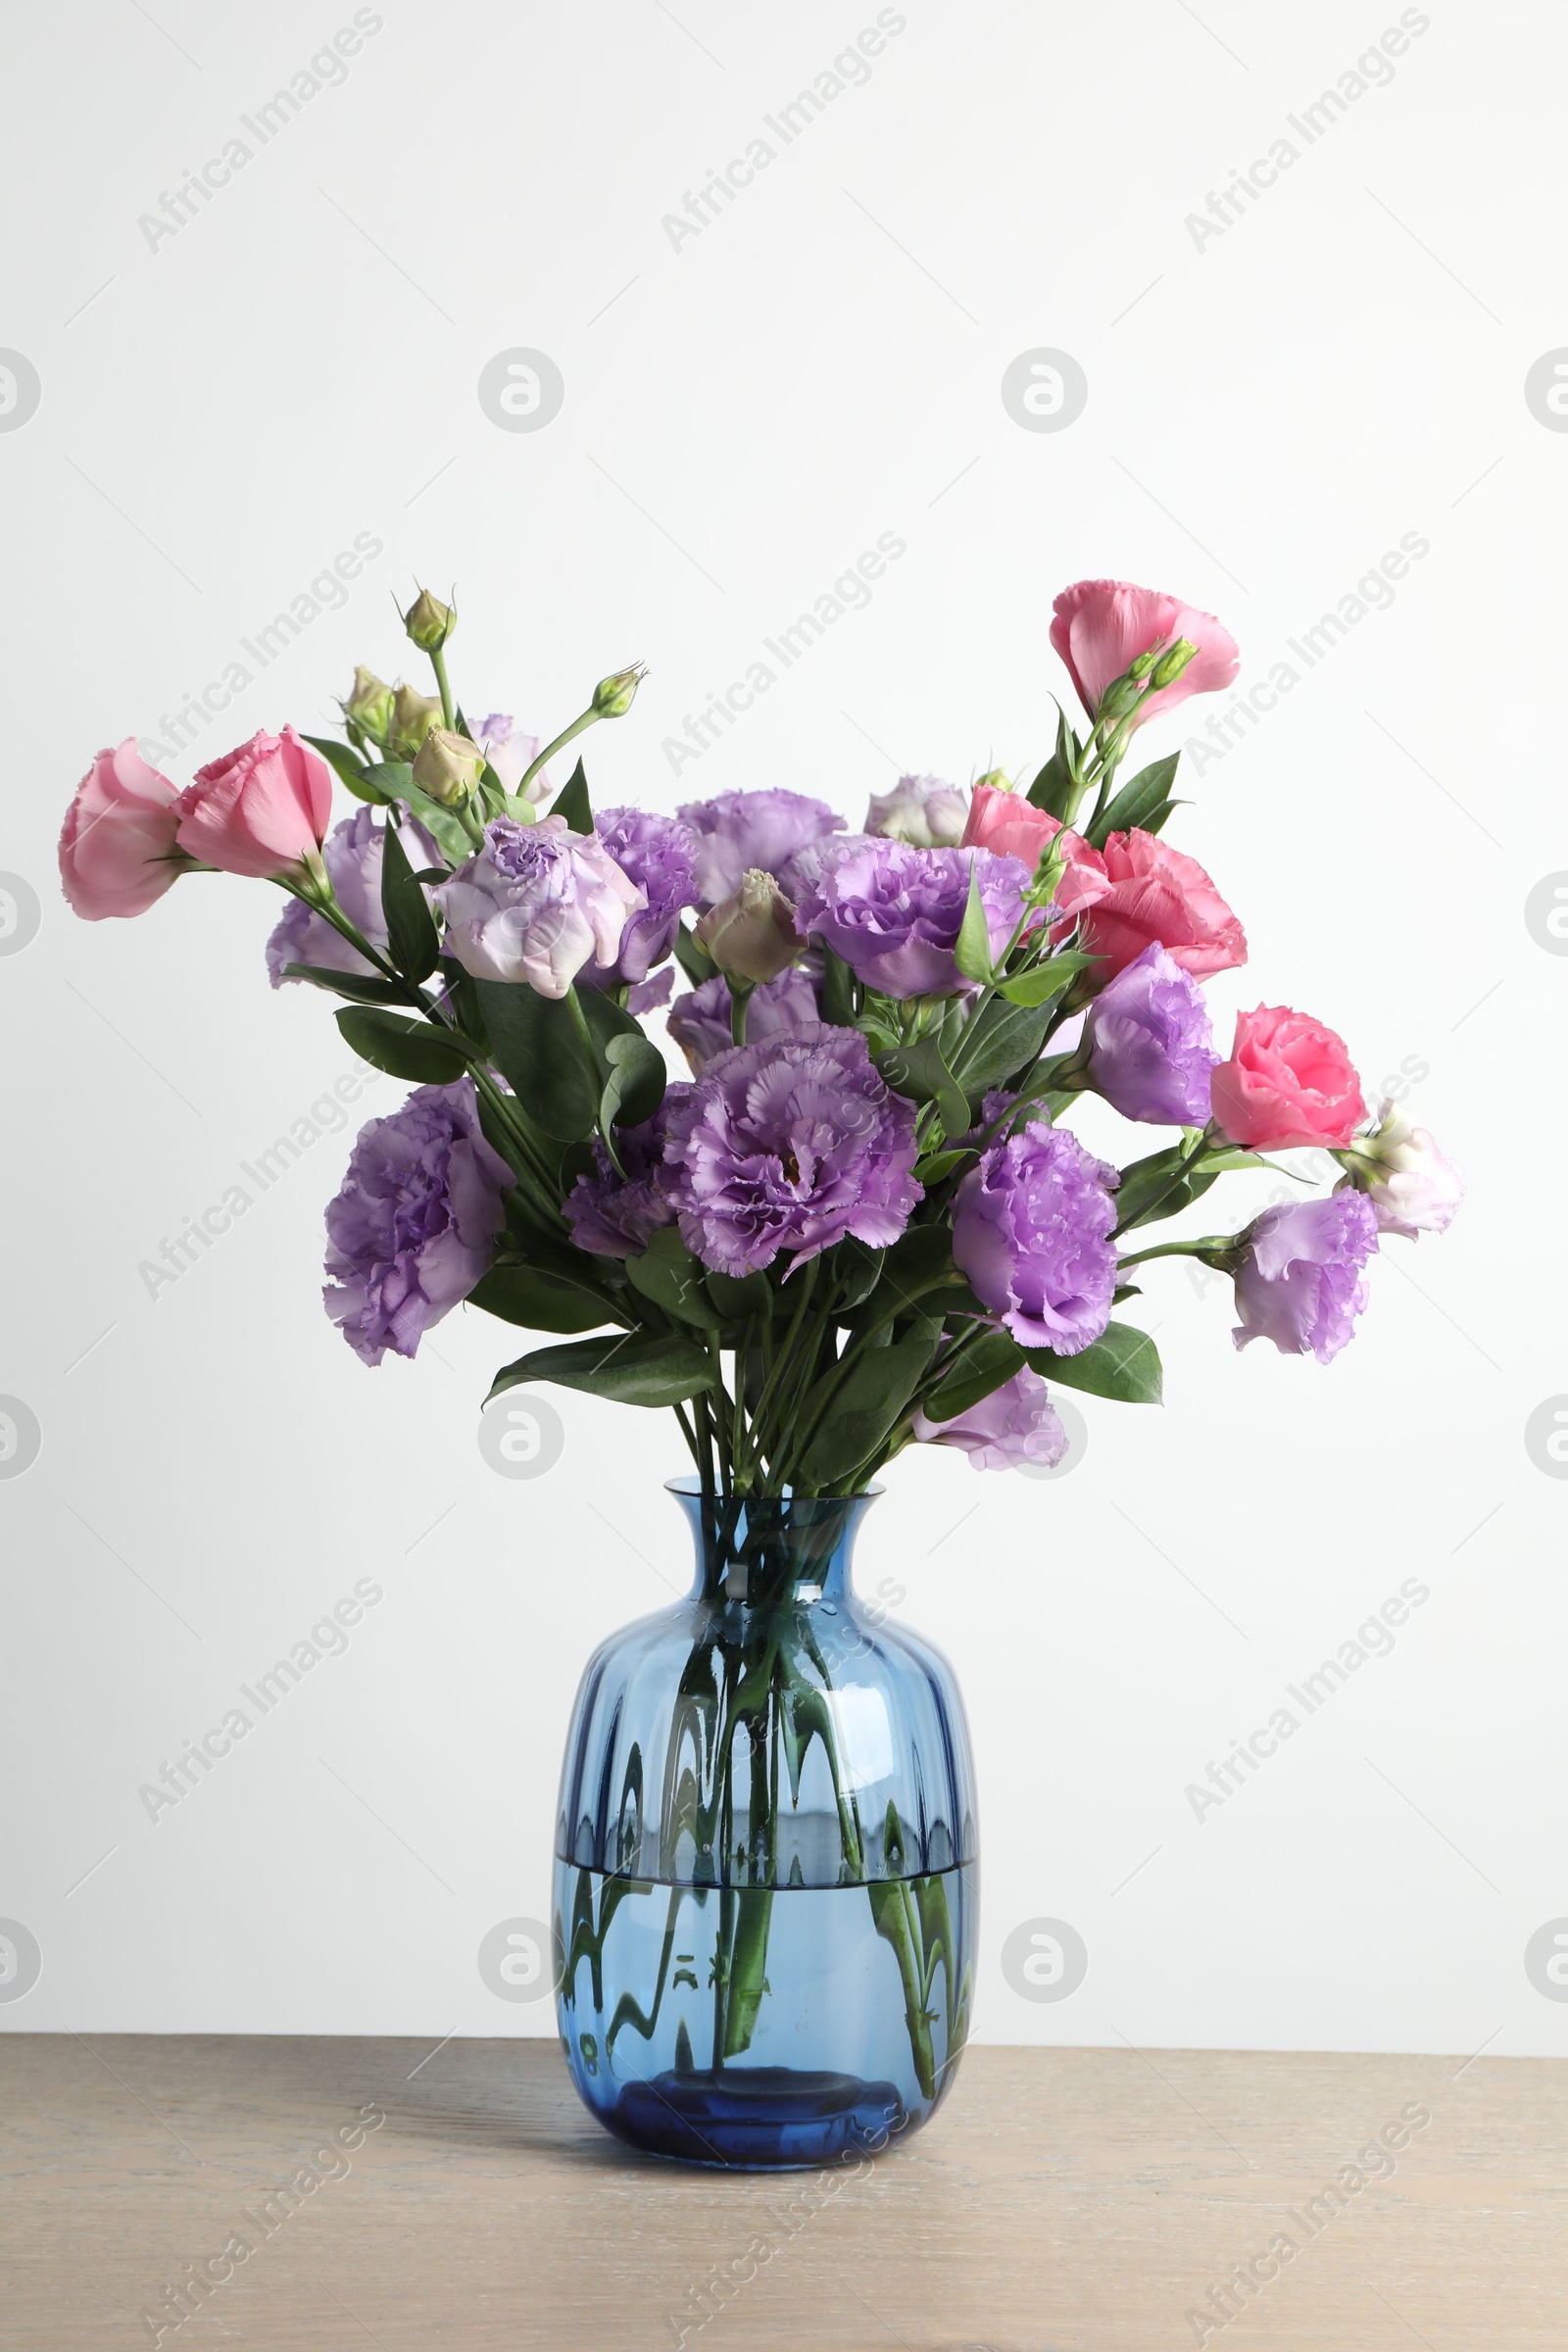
[
  {"left": 1117, "top": 1233, "right": 1235, "bottom": 1270},
  {"left": 428, "top": 643, "right": 456, "bottom": 732},
  {"left": 517, "top": 706, "right": 599, "bottom": 803},
  {"left": 1111, "top": 1124, "right": 1216, "bottom": 1238}
]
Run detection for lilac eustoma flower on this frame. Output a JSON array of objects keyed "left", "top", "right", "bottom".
[
  {"left": 265, "top": 806, "right": 440, "bottom": 988},
  {"left": 564, "top": 1090, "right": 691, "bottom": 1258},
  {"left": 433, "top": 815, "right": 644, "bottom": 998},
  {"left": 677, "top": 787, "right": 844, "bottom": 908},
  {"left": 911, "top": 1366, "right": 1067, "bottom": 1472},
  {"left": 667, "top": 968, "right": 821, "bottom": 1073},
  {"left": 662, "top": 1021, "right": 922, "bottom": 1277},
  {"left": 864, "top": 773, "right": 969, "bottom": 848},
  {"left": 953, "top": 1122, "right": 1119, "bottom": 1355},
  {"left": 323, "top": 1078, "right": 512, "bottom": 1366},
  {"left": 472, "top": 712, "right": 544, "bottom": 799},
  {"left": 793, "top": 838, "right": 1030, "bottom": 1000},
  {"left": 1083, "top": 942, "right": 1219, "bottom": 1125},
  {"left": 1232, "top": 1194, "right": 1378, "bottom": 1363},
  {"left": 579, "top": 806, "right": 700, "bottom": 989}
]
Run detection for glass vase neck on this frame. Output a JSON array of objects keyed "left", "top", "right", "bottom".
[{"left": 665, "top": 1478, "right": 878, "bottom": 1607}]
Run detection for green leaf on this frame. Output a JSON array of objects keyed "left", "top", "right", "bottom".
[
  {"left": 577, "top": 986, "right": 643, "bottom": 1056},
  {"left": 995, "top": 954, "right": 1090, "bottom": 1009},
  {"left": 335, "top": 1005, "right": 470, "bottom": 1084},
  {"left": 828, "top": 1238, "right": 885, "bottom": 1312},
  {"left": 1086, "top": 753, "right": 1180, "bottom": 851},
  {"left": 624, "top": 1228, "right": 724, "bottom": 1329},
  {"left": 879, "top": 1222, "right": 956, "bottom": 1298},
  {"left": 912, "top": 1147, "right": 968, "bottom": 1184},
  {"left": 281, "top": 962, "right": 403, "bottom": 1004},
  {"left": 875, "top": 1038, "right": 969, "bottom": 1143},
  {"left": 552, "top": 758, "right": 593, "bottom": 836},
  {"left": 487, "top": 1330, "right": 717, "bottom": 1408},
  {"left": 707, "top": 1266, "right": 771, "bottom": 1320},
  {"left": 467, "top": 1264, "right": 612, "bottom": 1334},
  {"left": 953, "top": 859, "right": 993, "bottom": 985},
  {"left": 819, "top": 946, "right": 856, "bottom": 1025},
  {"left": 1112, "top": 1142, "right": 1220, "bottom": 1230},
  {"left": 471, "top": 981, "right": 598, "bottom": 1141},
  {"left": 1028, "top": 704, "right": 1078, "bottom": 818},
  {"left": 302, "top": 733, "right": 375, "bottom": 794},
  {"left": 379, "top": 813, "right": 440, "bottom": 983},
  {"left": 601, "top": 1032, "right": 666, "bottom": 1132},
  {"left": 367, "top": 762, "right": 473, "bottom": 864},
  {"left": 672, "top": 924, "right": 716, "bottom": 987},
  {"left": 796, "top": 1330, "right": 939, "bottom": 1488},
  {"left": 950, "top": 997, "right": 1057, "bottom": 1097},
  {"left": 921, "top": 1328, "right": 1027, "bottom": 1423},
  {"left": 1026, "top": 1321, "right": 1162, "bottom": 1404}
]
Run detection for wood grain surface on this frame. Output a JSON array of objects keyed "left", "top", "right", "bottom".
[{"left": 1, "top": 2034, "right": 1563, "bottom": 2349}]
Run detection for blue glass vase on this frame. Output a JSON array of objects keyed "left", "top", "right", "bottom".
[{"left": 552, "top": 1479, "right": 977, "bottom": 2169}]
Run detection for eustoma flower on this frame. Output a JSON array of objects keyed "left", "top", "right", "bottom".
[
  {"left": 323, "top": 1078, "right": 513, "bottom": 1365},
  {"left": 1231, "top": 1195, "right": 1379, "bottom": 1362},
  {"left": 864, "top": 774, "right": 969, "bottom": 848},
  {"left": 434, "top": 815, "right": 644, "bottom": 997},
  {"left": 1082, "top": 943, "right": 1219, "bottom": 1125},
  {"left": 667, "top": 969, "right": 819, "bottom": 1073},
  {"left": 266, "top": 807, "right": 440, "bottom": 988},
  {"left": 953, "top": 1124, "right": 1119, "bottom": 1354},
  {"left": 959, "top": 785, "right": 1106, "bottom": 914},
  {"left": 174, "top": 725, "right": 335, "bottom": 880},
  {"left": 1078, "top": 829, "right": 1246, "bottom": 980},
  {"left": 1211, "top": 1004, "right": 1364, "bottom": 1151},
  {"left": 793, "top": 838, "right": 1029, "bottom": 998},
  {"left": 1339, "top": 1099, "right": 1464, "bottom": 1239},
  {"left": 473, "top": 712, "right": 546, "bottom": 798},
  {"left": 579, "top": 807, "right": 700, "bottom": 989},
  {"left": 663, "top": 1022, "right": 922, "bottom": 1276},
  {"left": 1051, "top": 578, "right": 1239, "bottom": 728},
  {"left": 59, "top": 741, "right": 185, "bottom": 919},
  {"left": 911, "top": 1366, "right": 1067, "bottom": 1472},
  {"left": 677, "top": 787, "right": 845, "bottom": 907},
  {"left": 564, "top": 1091, "right": 691, "bottom": 1257}
]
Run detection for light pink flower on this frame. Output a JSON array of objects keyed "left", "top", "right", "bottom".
[
  {"left": 59, "top": 740, "right": 182, "bottom": 920},
  {"left": 174, "top": 725, "right": 334, "bottom": 880},
  {"left": 1080, "top": 829, "right": 1246, "bottom": 980},
  {"left": 1051, "top": 577, "right": 1239, "bottom": 728},
  {"left": 959, "top": 784, "right": 1108, "bottom": 917}
]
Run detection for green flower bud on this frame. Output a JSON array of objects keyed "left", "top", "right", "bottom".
[
  {"left": 390, "top": 684, "right": 443, "bottom": 760},
  {"left": 403, "top": 588, "right": 456, "bottom": 652},
  {"left": 412, "top": 727, "right": 485, "bottom": 808},
  {"left": 1148, "top": 637, "right": 1198, "bottom": 691},
  {"left": 694, "top": 869, "right": 802, "bottom": 985},
  {"left": 345, "top": 665, "right": 395, "bottom": 743},
  {"left": 973, "top": 768, "right": 1014, "bottom": 794},
  {"left": 592, "top": 663, "right": 647, "bottom": 719}
]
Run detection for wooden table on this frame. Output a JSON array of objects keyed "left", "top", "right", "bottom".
[{"left": 2, "top": 2034, "right": 1563, "bottom": 2348}]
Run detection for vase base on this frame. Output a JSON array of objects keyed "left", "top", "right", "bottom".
[{"left": 603, "top": 2066, "right": 906, "bottom": 2169}]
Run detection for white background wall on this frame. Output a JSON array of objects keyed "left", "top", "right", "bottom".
[{"left": 2, "top": 0, "right": 1564, "bottom": 2060}]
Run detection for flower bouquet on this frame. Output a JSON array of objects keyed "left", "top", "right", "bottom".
[{"left": 61, "top": 576, "right": 1460, "bottom": 2166}]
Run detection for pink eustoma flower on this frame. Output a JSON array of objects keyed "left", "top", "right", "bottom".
[
  {"left": 59, "top": 740, "right": 182, "bottom": 919},
  {"left": 174, "top": 725, "right": 335, "bottom": 880},
  {"left": 1051, "top": 578, "right": 1239, "bottom": 728}
]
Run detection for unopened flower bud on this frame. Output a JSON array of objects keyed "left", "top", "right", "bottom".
[
  {"left": 1336, "top": 1098, "right": 1464, "bottom": 1240},
  {"left": 390, "top": 684, "right": 443, "bottom": 760},
  {"left": 412, "top": 727, "right": 485, "bottom": 808},
  {"left": 403, "top": 588, "right": 456, "bottom": 652},
  {"left": 344, "top": 665, "right": 395, "bottom": 743},
  {"left": 592, "top": 663, "right": 646, "bottom": 719},
  {"left": 1148, "top": 637, "right": 1198, "bottom": 691},
  {"left": 694, "top": 868, "right": 802, "bottom": 984},
  {"left": 973, "top": 768, "right": 1014, "bottom": 794}
]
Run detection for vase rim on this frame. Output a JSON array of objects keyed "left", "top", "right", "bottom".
[{"left": 663, "top": 1476, "right": 886, "bottom": 1501}]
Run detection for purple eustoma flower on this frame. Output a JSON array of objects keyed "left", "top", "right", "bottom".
[
  {"left": 793, "top": 838, "right": 1031, "bottom": 1000},
  {"left": 265, "top": 807, "right": 439, "bottom": 988},
  {"left": 323, "top": 1078, "right": 512, "bottom": 1366},
  {"left": 911, "top": 1366, "right": 1067, "bottom": 1472},
  {"left": 579, "top": 806, "right": 700, "bottom": 989},
  {"left": 677, "top": 787, "right": 844, "bottom": 908},
  {"left": 472, "top": 712, "right": 544, "bottom": 798},
  {"left": 1083, "top": 942, "right": 1219, "bottom": 1125},
  {"left": 663, "top": 1021, "right": 922, "bottom": 1277},
  {"left": 667, "top": 967, "right": 820, "bottom": 1073},
  {"left": 564, "top": 1090, "right": 691, "bottom": 1258},
  {"left": 953, "top": 1121, "right": 1119, "bottom": 1354},
  {"left": 1232, "top": 1194, "right": 1378, "bottom": 1363},
  {"left": 433, "top": 815, "right": 644, "bottom": 998}
]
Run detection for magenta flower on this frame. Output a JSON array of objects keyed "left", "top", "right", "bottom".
[
  {"left": 663, "top": 1022, "right": 922, "bottom": 1277},
  {"left": 1232, "top": 1194, "right": 1378, "bottom": 1363},
  {"left": 323, "top": 1079, "right": 513, "bottom": 1365},
  {"left": 433, "top": 815, "right": 644, "bottom": 998},
  {"left": 953, "top": 1122, "right": 1119, "bottom": 1354},
  {"left": 794, "top": 838, "right": 1030, "bottom": 1000},
  {"left": 1083, "top": 942, "right": 1219, "bottom": 1125},
  {"left": 912, "top": 1366, "right": 1066, "bottom": 1471},
  {"left": 677, "top": 787, "right": 844, "bottom": 908},
  {"left": 667, "top": 968, "right": 820, "bottom": 1073}
]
